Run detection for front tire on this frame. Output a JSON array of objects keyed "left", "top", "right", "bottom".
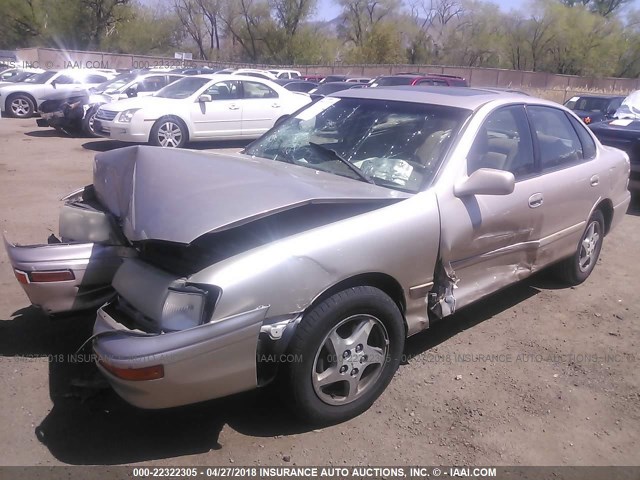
[
  {"left": 284, "top": 286, "right": 405, "bottom": 425},
  {"left": 555, "top": 210, "right": 604, "bottom": 285},
  {"left": 7, "top": 94, "right": 35, "bottom": 118},
  {"left": 149, "top": 116, "right": 187, "bottom": 148},
  {"left": 82, "top": 105, "right": 99, "bottom": 137}
]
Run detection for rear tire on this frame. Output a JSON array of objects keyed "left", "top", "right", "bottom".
[
  {"left": 555, "top": 210, "right": 604, "bottom": 285},
  {"left": 284, "top": 286, "right": 404, "bottom": 425},
  {"left": 149, "top": 116, "right": 188, "bottom": 148},
  {"left": 7, "top": 94, "right": 35, "bottom": 118}
]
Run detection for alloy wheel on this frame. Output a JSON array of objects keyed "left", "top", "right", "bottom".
[
  {"left": 157, "top": 121, "right": 183, "bottom": 147},
  {"left": 578, "top": 220, "right": 601, "bottom": 272},
  {"left": 312, "top": 314, "right": 389, "bottom": 406},
  {"left": 11, "top": 98, "right": 31, "bottom": 117}
]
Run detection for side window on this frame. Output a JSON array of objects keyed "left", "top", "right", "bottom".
[
  {"left": 204, "top": 80, "right": 240, "bottom": 100},
  {"left": 168, "top": 75, "right": 183, "bottom": 84},
  {"left": 139, "top": 76, "right": 167, "bottom": 92},
  {"left": 53, "top": 75, "right": 74, "bottom": 84},
  {"left": 86, "top": 74, "right": 107, "bottom": 83},
  {"left": 419, "top": 79, "right": 447, "bottom": 87},
  {"left": 468, "top": 105, "right": 535, "bottom": 179},
  {"left": 527, "top": 106, "right": 583, "bottom": 170},
  {"left": 567, "top": 114, "right": 597, "bottom": 160},
  {"left": 243, "top": 81, "right": 278, "bottom": 99},
  {"left": 608, "top": 98, "right": 623, "bottom": 113}
]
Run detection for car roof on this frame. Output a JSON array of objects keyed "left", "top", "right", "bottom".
[
  {"left": 568, "top": 94, "right": 626, "bottom": 99},
  {"left": 332, "top": 86, "right": 550, "bottom": 111}
]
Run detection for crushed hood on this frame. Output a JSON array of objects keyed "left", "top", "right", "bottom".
[{"left": 93, "top": 146, "right": 408, "bottom": 244}]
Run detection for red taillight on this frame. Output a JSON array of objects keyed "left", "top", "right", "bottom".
[
  {"left": 99, "top": 359, "right": 165, "bottom": 381},
  {"left": 584, "top": 116, "right": 591, "bottom": 124},
  {"left": 29, "top": 270, "right": 75, "bottom": 282},
  {"left": 14, "top": 269, "right": 29, "bottom": 285}
]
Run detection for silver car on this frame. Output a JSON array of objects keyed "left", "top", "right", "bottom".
[{"left": 5, "top": 87, "right": 631, "bottom": 424}]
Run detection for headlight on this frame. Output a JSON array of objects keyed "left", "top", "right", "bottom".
[
  {"left": 161, "top": 286, "right": 206, "bottom": 330},
  {"left": 118, "top": 108, "right": 140, "bottom": 123}
]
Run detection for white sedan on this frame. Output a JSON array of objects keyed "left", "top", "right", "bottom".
[
  {"left": 94, "top": 74, "right": 312, "bottom": 148},
  {"left": 0, "top": 69, "right": 113, "bottom": 118}
]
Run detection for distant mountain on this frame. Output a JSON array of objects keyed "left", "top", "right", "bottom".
[{"left": 308, "top": 16, "right": 341, "bottom": 36}]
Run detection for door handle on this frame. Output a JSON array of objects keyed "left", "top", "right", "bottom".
[
  {"left": 528, "top": 193, "right": 544, "bottom": 208},
  {"left": 271, "top": 103, "right": 281, "bottom": 108},
  {"left": 228, "top": 104, "right": 240, "bottom": 110},
  {"left": 590, "top": 175, "right": 600, "bottom": 186}
]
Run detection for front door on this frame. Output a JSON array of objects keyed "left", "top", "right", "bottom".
[
  {"left": 436, "top": 105, "right": 546, "bottom": 313},
  {"left": 190, "top": 80, "right": 242, "bottom": 138}
]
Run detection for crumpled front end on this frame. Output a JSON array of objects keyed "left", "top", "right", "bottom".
[
  {"left": 92, "top": 257, "right": 267, "bottom": 408},
  {"left": 4, "top": 186, "right": 133, "bottom": 314}
]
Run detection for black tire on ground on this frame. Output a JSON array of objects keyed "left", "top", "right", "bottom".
[
  {"left": 284, "top": 286, "right": 405, "bottom": 425},
  {"left": 7, "top": 94, "right": 35, "bottom": 118},
  {"left": 554, "top": 209, "right": 605, "bottom": 285},
  {"left": 82, "top": 105, "right": 100, "bottom": 137},
  {"left": 149, "top": 116, "right": 188, "bottom": 148}
]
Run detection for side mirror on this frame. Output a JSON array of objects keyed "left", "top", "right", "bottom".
[
  {"left": 198, "top": 94, "right": 212, "bottom": 103},
  {"left": 51, "top": 80, "right": 57, "bottom": 88},
  {"left": 454, "top": 168, "right": 515, "bottom": 197},
  {"left": 126, "top": 85, "right": 138, "bottom": 98}
]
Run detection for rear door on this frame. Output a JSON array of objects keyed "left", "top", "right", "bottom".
[
  {"left": 524, "top": 105, "right": 605, "bottom": 264},
  {"left": 239, "top": 80, "right": 282, "bottom": 137}
]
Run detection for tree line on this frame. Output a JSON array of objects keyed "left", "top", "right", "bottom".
[{"left": 1, "top": 0, "right": 640, "bottom": 78}]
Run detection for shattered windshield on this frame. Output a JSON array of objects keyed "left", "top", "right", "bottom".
[{"left": 244, "top": 97, "right": 470, "bottom": 193}]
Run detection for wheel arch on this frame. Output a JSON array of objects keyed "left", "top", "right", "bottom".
[
  {"left": 594, "top": 198, "right": 614, "bottom": 235},
  {"left": 6, "top": 91, "right": 37, "bottom": 112},
  {"left": 304, "top": 272, "right": 408, "bottom": 335}
]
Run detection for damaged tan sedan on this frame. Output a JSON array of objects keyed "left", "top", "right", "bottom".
[{"left": 5, "top": 87, "right": 631, "bottom": 424}]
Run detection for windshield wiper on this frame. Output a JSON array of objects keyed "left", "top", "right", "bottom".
[{"left": 308, "top": 142, "right": 374, "bottom": 184}]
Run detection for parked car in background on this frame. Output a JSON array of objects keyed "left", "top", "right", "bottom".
[
  {"left": 302, "top": 74, "right": 325, "bottom": 82},
  {"left": 5, "top": 87, "right": 629, "bottom": 424},
  {"left": 564, "top": 94, "right": 625, "bottom": 125},
  {"left": 589, "top": 90, "right": 640, "bottom": 191},
  {"left": 273, "top": 79, "right": 318, "bottom": 93},
  {"left": 36, "top": 72, "right": 185, "bottom": 136},
  {"left": 370, "top": 73, "right": 468, "bottom": 87},
  {"left": 345, "top": 77, "right": 371, "bottom": 84},
  {"left": 0, "top": 69, "right": 113, "bottom": 118},
  {"left": 319, "top": 75, "right": 349, "bottom": 84},
  {"left": 0, "top": 67, "right": 44, "bottom": 86},
  {"left": 268, "top": 69, "right": 301, "bottom": 79},
  {"left": 93, "top": 74, "right": 311, "bottom": 147},
  {"left": 170, "top": 67, "right": 217, "bottom": 75},
  {"left": 231, "top": 69, "right": 277, "bottom": 80},
  {"left": 308, "top": 81, "right": 366, "bottom": 100}
]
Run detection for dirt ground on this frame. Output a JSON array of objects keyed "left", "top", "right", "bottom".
[{"left": 0, "top": 116, "right": 638, "bottom": 468}]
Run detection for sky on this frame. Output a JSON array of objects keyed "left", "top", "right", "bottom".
[{"left": 310, "top": 0, "right": 531, "bottom": 21}]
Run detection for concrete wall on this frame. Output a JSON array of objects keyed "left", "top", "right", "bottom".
[{"left": 16, "top": 47, "right": 640, "bottom": 96}]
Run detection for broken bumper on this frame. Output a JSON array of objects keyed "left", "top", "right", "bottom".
[
  {"left": 3, "top": 237, "right": 128, "bottom": 314},
  {"left": 93, "top": 304, "right": 267, "bottom": 409}
]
